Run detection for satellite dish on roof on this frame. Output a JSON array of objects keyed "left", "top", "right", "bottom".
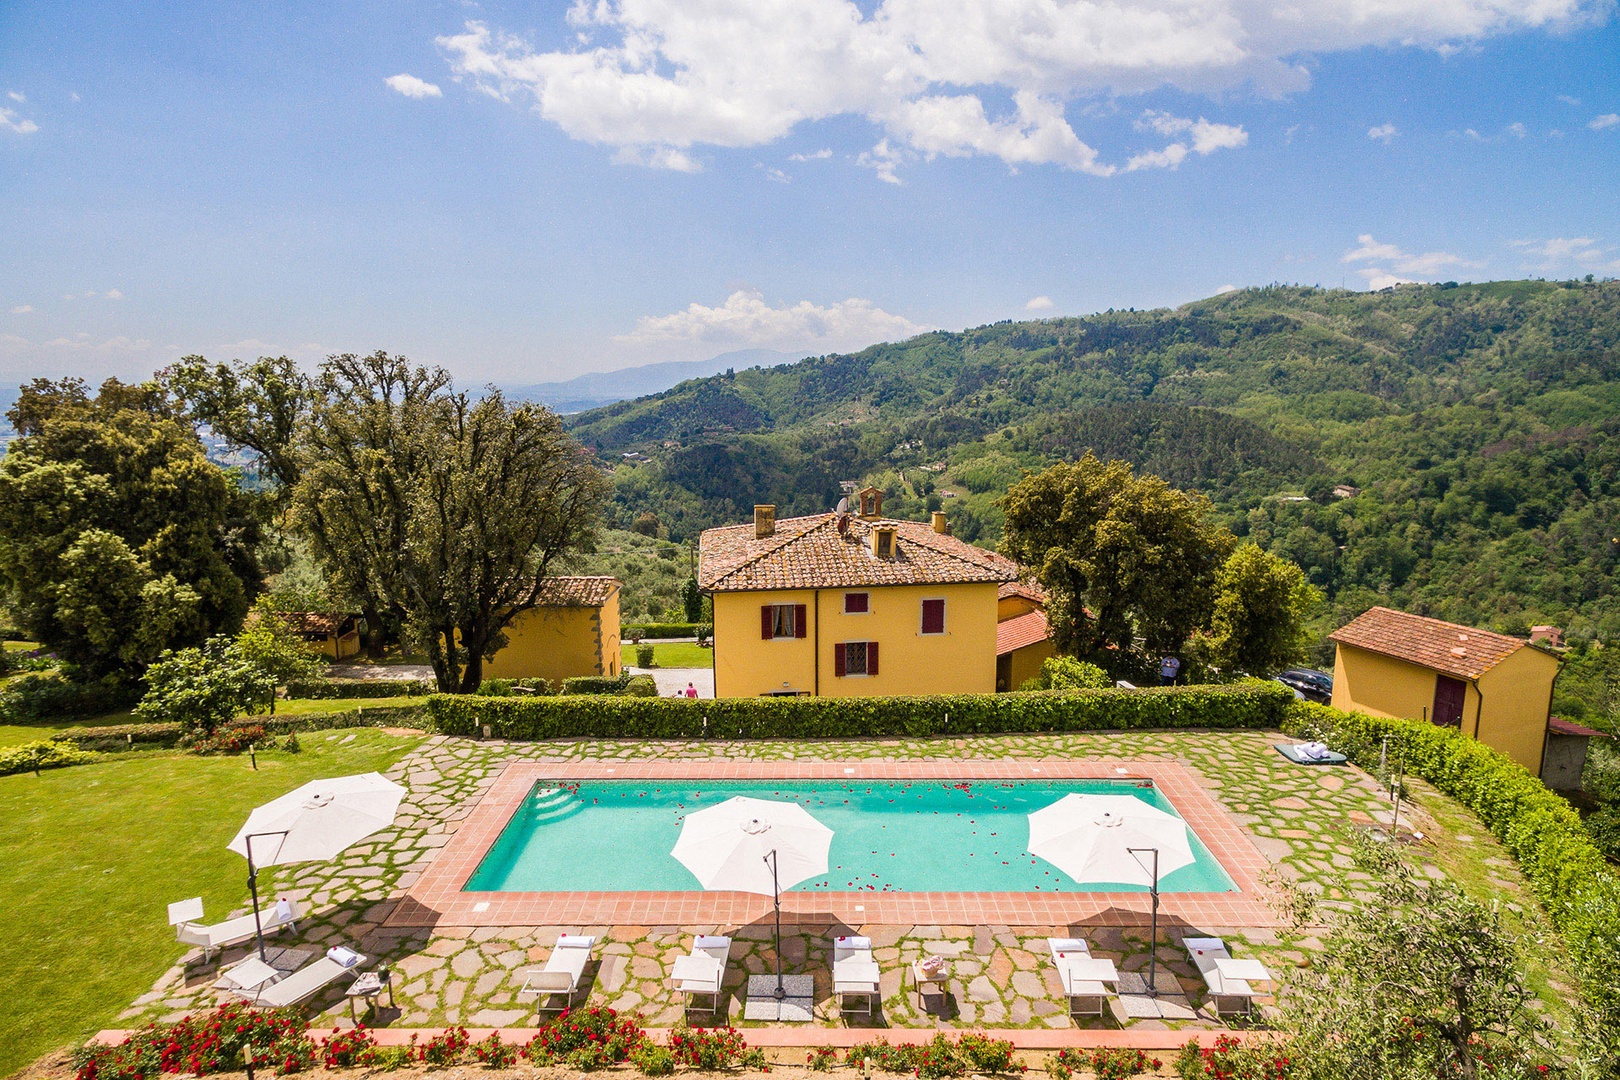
[{"left": 835, "top": 497, "right": 849, "bottom": 515}]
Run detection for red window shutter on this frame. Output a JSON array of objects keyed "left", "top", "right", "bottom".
[
  {"left": 761, "top": 605, "right": 774, "bottom": 640},
  {"left": 834, "top": 644, "right": 847, "bottom": 677},
  {"left": 845, "top": 592, "right": 868, "bottom": 613},
  {"left": 794, "top": 604, "right": 808, "bottom": 638},
  {"left": 867, "top": 641, "right": 878, "bottom": 676},
  {"left": 921, "top": 598, "right": 945, "bottom": 634}
]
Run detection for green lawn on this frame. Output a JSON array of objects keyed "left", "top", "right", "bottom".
[
  {"left": 262, "top": 696, "right": 426, "bottom": 717},
  {"left": 622, "top": 641, "right": 713, "bottom": 668},
  {"left": 0, "top": 730, "right": 423, "bottom": 1078},
  {"left": 0, "top": 710, "right": 136, "bottom": 750}
]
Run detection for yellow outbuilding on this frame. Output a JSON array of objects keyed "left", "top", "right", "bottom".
[
  {"left": 1329, "top": 606, "right": 1561, "bottom": 775},
  {"left": 274, "top": 611, "right": 362, "bottom": 660},
  {"left": 995, "top": 581, "right": 1057, "bottom": 692},
  {"left": 482, "top": 576, "right": 623, "bottom": 684},
  {"left": 699, "top": 498, "right": 1018, "bottom": 698}
]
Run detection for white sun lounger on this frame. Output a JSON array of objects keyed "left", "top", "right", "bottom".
[
  {"left": 1183, "top": 936, "right": 1273, "bottom": 1016},
  {"left": 169, "top": 897, "right": 301, "bottom": 963},
  {"left": 1047, "top": 938, "right": 1117, "bottom": 1017},
  {"left": 832, "top": 935, "right": 880, "bottom": 1017},
  {"left": 671, "top": 935, "right": 731, "bottom": 1016},
  {"left": 518, "top": 934, "right": 597, "bottom": 1012},
  {"left": 231, "top": 949, "right": 366, "bottom": 1009}
]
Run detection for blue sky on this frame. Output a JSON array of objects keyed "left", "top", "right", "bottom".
[{"left": 2, "top": 0, "right": 1618, "bottom": 385}]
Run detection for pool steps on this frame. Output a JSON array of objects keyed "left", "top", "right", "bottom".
[{"left": 528, "top": 786, "right": 585, "bottom": 824}]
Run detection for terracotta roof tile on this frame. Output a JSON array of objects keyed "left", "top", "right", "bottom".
[
  {"left": 532, "top": 576, "right": 620, "bottom": 607},
  {"left": 699, "top": 513, "right": 1019, "bottom": 592},
  {"left": 998, "top": 580, "right": 1047, "bottom": 603},
  {"left": 1548, "top": 717, "right": 1609, "bottom": 738},
  {"left": 271, "top": 611, "right": 356, "bottom": 635},
  {"left": 1329, "top": 606, "right": 1531, "bottom": 680},
  {"left": 996, "top": 609, "right": 1052, "bottom": 656}
]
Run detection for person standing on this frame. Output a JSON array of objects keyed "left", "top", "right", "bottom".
[
  {"left": 685, "top": 681, "right": 699, "bottom": 699},
  {"left": 1159, "top": 656, "right": 1181, "bottom": 685}
]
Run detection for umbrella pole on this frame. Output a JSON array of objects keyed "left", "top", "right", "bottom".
[
  {"left": 1128, "top": 847, "right": 1161, "bottom": 998},
  {"left": 767, "top": 850, "right": 786, "bottom": 999},
  {"left": 246, "top": 834, "right": 267, "bottom": 962}
]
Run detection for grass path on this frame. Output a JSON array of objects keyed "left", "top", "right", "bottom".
[{"left": 0, "top": 730, "right": 423, "bottom": 1079}]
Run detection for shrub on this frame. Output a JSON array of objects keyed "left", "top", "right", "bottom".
[
  {"left": 635, "top": 643, "right": 656, "bottom": 668},
  {"left": 317, "top": 1026, "right": 376, "bottom": 1069},
  {"left": 413, "top": 1027, "right": 469, "bottom": 1066},
  {"left": 1084, "top": 1048, "right": 1161, "bottom": 1080},
  {"left": 364, "top": 1046, "right": 411, "bottom": 1071},
  {"left": 185, "top": 724, "right": 268, "bottom": 755},
  {"left": 0, "top": 739, "right": 99, "bottom": 777},
  {"left": 283, "top": 679, "right": 433, "bottom": 699},
  {"left": 847, "top": 1041, "right": 921, "bottom": 1073},
  {"left": 475, "top": 678, "right": 555, "bottom": 697},
  {"left": 954, "top": 1033, "right": 1020, "bottom": 1074},
  {"left": 0, "top": 674, "right": 135, "bottom": 723},
  {"left": 427, "top": 682, "right": 1292, "bottom": 741},
  {"left": 281, "top": 732, "right": 301, "bottom": 753},
  {"left": 1174, "top": 1036, "right": 1292, "bottom": 1080},
  {"left": 695, "top": 623, "right": 713, "bottom": 646},
  {"left": 469, "top": 1032, "right": 520, "bottom": 1069},
  {"left": 915, "top": 1034, "right": 967, "bottom": 1079},
  {"left": 623, "top": 622, "right": 700, "bottom": 639},
  {"left": 807, "top": 1046, "right": 840, "bottom": 1071},
  {"left": 1285, "top": 700, "right": 1620, "bottom": 1068},
  {"left": 562, "top": 673, "right": 634, "bottom": 695},
  {"left": 522, "top": 1006, "right": 646, "bottom": 1066},
  {"left": 1033, "top": 656, "right": 1112, "bottom": 691},
  {"left": 629, "top": 1044, "right": 676, "bottom": 1076},
  {"left": 74, "top": 1002, "right": 310, "bottom": 1080},
  {"left": 667, "top": 1027, "right": 748, "bottom": 1071}
]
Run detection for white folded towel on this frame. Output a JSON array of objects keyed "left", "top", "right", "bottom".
[
  {"left": 274, "top": 898, "right": 295, "bottom": 921},
  {"left": 555, "top": 934, "right": 595, "bottom": 949},
  {"left": 327, "top": 946, "right": 361, "bottom": 968},
  {"left": 1298, "top": 741, "right": 1331, "bottom": 761}
]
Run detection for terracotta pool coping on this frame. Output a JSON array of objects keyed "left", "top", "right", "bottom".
[{"left": 388, "top": 760, "right": 1280, "bottom": 929}]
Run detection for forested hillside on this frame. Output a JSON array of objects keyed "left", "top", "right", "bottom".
[{"left": 572, "top": 279, "right": 1620, "bottom": 641}]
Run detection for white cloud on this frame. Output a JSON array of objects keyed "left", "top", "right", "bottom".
[
  {"left": 1358, "top": 270, "right": 1417, "bottom": 290},
  {"left": 789, "top": 148, "right": 833, "bottom": 161},
  {"left": 1558, "top": 94, "right": 1581, "bottom": 106},
  {"left": 0, "top": 106, "right": 38, "bottom": 134},
  {"left": 1121, "top": 110, "right": 1246, "bottom": 171},
  {"left": 856, "top": 139, "right": 906, "bottom": 184},
  {"left": 614, "top": 144, "right": 702, "bottom": 171},
  {"left": 7, "top": 91, "right": 23, "bottom": 103},
  {"left": 1592, "top": 113, "right": 1620, "bottom": 130},
  {"left": 9, "top": 305, "right": 32, "bottom": 314},
  {"left": 385, "top": 73, "right": 443, "bottom": 99},
  {"left": 1215, "top": 284, "right": 1239, "bottom": 294},
  {"left": 1025, "top": 296, "right": 1054, "bottom": 311},
  {"left": 1367, "top": 123, "right": 1398, "bottom": 143},
  {"left": 104, "top": 289, "right": 124, "bottom": 300},
  {"left": 760, "top": 164, "right": 791, "bottom": 183},
  {"left": 616, "top": 289, "right": 930, "bottom": 351},
  {"left": 1343, "top": 234, "right": 1478, "bottom": 288},
  {"left": 1507, "top": 121, "right": 1527, "bottom": 138},
  {"left": 1511, "top": 237, "right": 1620, "bottom": 274}
]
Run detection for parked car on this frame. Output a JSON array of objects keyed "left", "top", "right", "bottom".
[{"left": 1276, "top": 667, "right": 1333, "bottom": 704}]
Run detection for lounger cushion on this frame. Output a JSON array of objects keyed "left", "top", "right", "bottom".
[
  {"left": 555, "top": 934, "right": 595, "bottom": 948},
  {"left": 241, "top": 957, "right": 355, "bottom": 1008}
]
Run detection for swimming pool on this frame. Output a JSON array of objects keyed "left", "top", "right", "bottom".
[{"left": 463, "top": 778, "right": 1237, "bottom": 894}]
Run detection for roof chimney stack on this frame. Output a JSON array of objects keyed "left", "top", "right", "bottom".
[
  {"left": 932, "top": 510, "right": 949, "bottom": 534},
  {"left": 754, "top": 504, "right": 776, "bottom": 539}
]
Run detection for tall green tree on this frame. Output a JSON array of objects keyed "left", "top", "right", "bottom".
[
  {"left": 1204, "top": 544, "right": 1322, "bottom": 676},
  {"left": 999, "top": 454, "right": 1234, "bottom": 671},
  {"left": 291, "top": 355, "right": 605, "bottom": 691},
  {"left": 0, "top": 379, "right": 261, "bottom": 682},
  {"left": 165, "top": 355, "right": 314, "bottom": 495}
]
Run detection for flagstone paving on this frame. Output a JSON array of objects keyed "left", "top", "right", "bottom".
[{"left": 120, "top": 728, "right": 1533, "bottom": 1035}]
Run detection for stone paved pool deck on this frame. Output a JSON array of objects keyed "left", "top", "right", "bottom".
[{"left": 121, "top": 729, "right": 1446, "bottom": 1035}]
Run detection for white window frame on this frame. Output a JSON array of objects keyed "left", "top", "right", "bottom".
[
  {"left": 919, "top": 596, "right": 947, "bottom": 635},
  {"left": 843, "top": 591, "right": 870, "bottom": 615}
]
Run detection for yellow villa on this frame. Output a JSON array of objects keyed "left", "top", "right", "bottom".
[
  {"left": 698, "top": 491, "right": 1019, "bottom": 698},
  {"left": 995, "top": 581, "right": 1057, "bottom": 691},
  {"left": 482, "top": 575, "right": 623, "bottom": 684},
  {"left": 1329, "top": 606, "right": 1561, "bottom": 774}
]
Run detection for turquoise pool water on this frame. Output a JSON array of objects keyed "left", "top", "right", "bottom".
[{"left": 464, "top": 779, "right": 1237, "bottom": 894}]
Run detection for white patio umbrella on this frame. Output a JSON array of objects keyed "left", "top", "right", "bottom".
[
  {"left": 672, "top": 796, "right": 833, "bottom": 998},
  {"left": 228, "top": 772, "right": 407, "bottom": 960},
  {"left": 1027, "top": 793, "right": 1195, "bottom": 995}
]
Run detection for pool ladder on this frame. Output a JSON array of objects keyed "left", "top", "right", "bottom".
[{"left": 529, "top": 786, "right": 585, "bottom": 824}]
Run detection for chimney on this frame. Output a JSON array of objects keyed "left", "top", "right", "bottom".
[
  {"left": 871, "top": 526, "right": 897, "bottom": 559},
  {"left": 754, "top": 504, "right": 776, "bottom": 539},
  {"left": 931, "top": 510, "right": 949, "bottom": 534}
]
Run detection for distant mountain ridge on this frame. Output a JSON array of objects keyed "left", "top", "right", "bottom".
[{"left": 501, "top": 348, "right": 808, "bottom": 413}]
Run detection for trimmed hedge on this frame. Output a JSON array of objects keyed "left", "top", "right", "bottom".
[
  {"left": 623, "top": 623, "right": 699, "bottom": 639},
  {"left": 50, "top": 705, "right": 429, "bottom": 751},
  {"left": 426, "top": 682, "right": 1293, "bottom": 741},
  {"left": 0, "top": 739, "right": 100, "bottom": 777},
  {"left": 1284, "top": 701, "right": 1620, "bottom": 1067},
  {"left": 0, "top": 675, "right": 138, "bottom": 722},
  {"left": 284, "top": 678, "right": 433, "bottom": 699}
]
